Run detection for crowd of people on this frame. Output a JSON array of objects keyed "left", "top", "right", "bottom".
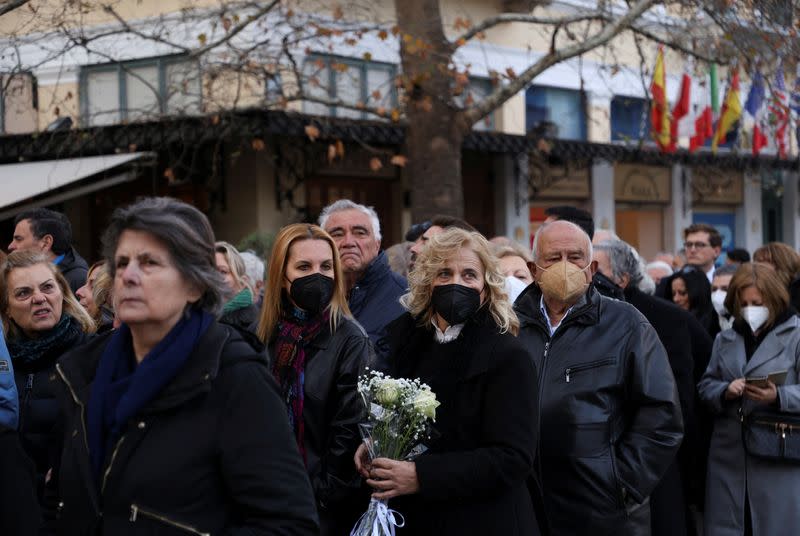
[{"left": 0, "top": 199, "right": 798, "bottom": 536}]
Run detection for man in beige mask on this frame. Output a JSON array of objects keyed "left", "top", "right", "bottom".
[
  {"left": 515, "top": 220, "right": 683, "bottom": 536},
  {"left": 529, "top": 220, "right": 596, "bottom": 332}
]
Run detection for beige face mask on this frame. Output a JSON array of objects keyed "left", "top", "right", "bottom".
[{"left": 536, "top": 259, "right": 590, "bottom": 303}]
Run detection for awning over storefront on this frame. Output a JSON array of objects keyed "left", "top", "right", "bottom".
[{"left": 0, "top": 152, "right": 154, "bottom": 219}]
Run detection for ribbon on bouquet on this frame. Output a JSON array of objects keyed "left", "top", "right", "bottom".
[{"left": 350, "top": 498, "right": 405, "bottom": 536}]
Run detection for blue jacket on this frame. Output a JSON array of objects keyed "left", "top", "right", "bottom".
[
  {"left": 0, "top": 326, "right": 18, "bottom": 430},
  {"left": 348, "top": 251, "right": 407, "bottom": 362}
]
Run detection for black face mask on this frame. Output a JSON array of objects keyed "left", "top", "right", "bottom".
[
  {"left": 431, "top": 284, "right": 481, "bottom": 326},
  {"left": 288, "top": 273, "right": 334, "bottom": 314}
]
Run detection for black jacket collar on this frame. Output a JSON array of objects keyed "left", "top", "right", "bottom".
[
  {"left": 515, "top": 283, "right": 601, "bottom": 332},
  {"left": 356, "top": 251, "right": 391, "bottom": 288}
]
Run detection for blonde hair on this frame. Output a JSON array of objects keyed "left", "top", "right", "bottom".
[
  {"left": 402, "top": 228, "right": 519, "bottom": 335},
  {"left": 256, "top": 224, "right": 351, "bottom": 342},
  {"left": 88, "top": 261, "right": 113, "bottom": 322},
  {"left": 0, "top": 250, "right": 96, "bottom": 338},
  {"left": 215, "top": 241, "right": 252, "bottom": 294},
  {"left": 725, "top": 262, "right": 790, "bottom": 331},
  {"left": 753, "top": 242, "right": 800, "bottom": 287},
  {"left": 492, "top": 242, "right": 533, "bottom": 263}
]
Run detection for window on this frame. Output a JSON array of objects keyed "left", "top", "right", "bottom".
[
  {"left": 302, "top": 55, "right": 396, "bottom": 119},
  {"left": 80, "top": 56, "right": 201, "bottom": 126},
  {"left": 611, "top": 96, "right": 649, "bottom": 141},
  {"left": 525, "top": 86, "right": 586, "bottom": 140},
  {"left": 455, "top": 77, "right": 496, "bottom": 131}
]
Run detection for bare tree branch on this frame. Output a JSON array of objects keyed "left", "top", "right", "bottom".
[
  {"left": 189, "top": 0, "right": 281, "bottom": 58},
  {"left": 456, "top": 11, "right": 610, "bottom": 44},
  {"left": 461, "top": 0, "right": 659, "bottom": 127},
  {"left": 0, "top": 0, "right": 30, "bottom": 17}
]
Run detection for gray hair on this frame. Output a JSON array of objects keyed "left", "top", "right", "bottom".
[
  {"left": 239, "top": 250, "right": 266, "bottom": 287},
  {"left": 714, "top": 263, "right": 739, "bottom": 277},
  {"left": 595, "top": 239, "right": 655, "bottom": 294},
  {"left": 532, "top": 220, "right": 593, "bottom": 264},
  {"left": 318, "top": 199, "right": 382, "bottom": 242},
  {"left": 102, "top": 197, "right": 226, "bottom": 315},
  {"left": 646, "top": 260, "right": 674, "bottom": 276}
]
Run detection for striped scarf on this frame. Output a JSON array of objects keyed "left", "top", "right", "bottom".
[{"left": 271, "top": 309, "right": 327, "bottom": 464}]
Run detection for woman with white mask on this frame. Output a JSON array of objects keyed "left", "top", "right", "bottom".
[{"left": 698, "top": 262, "right": 800, "bottom": 536}]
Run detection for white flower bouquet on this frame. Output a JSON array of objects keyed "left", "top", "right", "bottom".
[{"left": 350, "top": 369, "right": 440, "bottom": 536}]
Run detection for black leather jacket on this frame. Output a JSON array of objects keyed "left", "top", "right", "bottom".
[
  {"left": 268, "top": 317, "right": 374, "bottom": 535},
  {"left": 516, "top": 285, "right": 683, "bottom": 536}
]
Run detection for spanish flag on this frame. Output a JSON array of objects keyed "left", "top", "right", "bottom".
[
  {"left": 650, "top": 46, "right": 671, "bottom": 151},
  {"left": 712, "top": 67, "right": 742, "bottom": 152}
]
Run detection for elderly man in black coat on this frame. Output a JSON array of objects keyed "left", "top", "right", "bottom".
[
  {"left": 516, "top": 221, "right": 682, "bottom": 536},
  {"left": 594, "top": 239, "right": 701, "bottom": 536}
]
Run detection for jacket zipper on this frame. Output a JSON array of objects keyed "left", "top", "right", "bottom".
[
  {"left": 101, "top": 436, "right": 126, "bottom": 493},
  {"left": 19, "top": 373, "right": 34, "bottom": 430},
  {"left": 565, "top": 358, "right": 616, "bottom": 383},
  {"left": 129, "top": 504, "right": 210, "bottom": 536},
  {"left": 55, "top": 364, "right": 89, "bottom": 452}
]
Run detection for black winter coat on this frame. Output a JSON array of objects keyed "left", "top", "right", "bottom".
[
  {"left": 624, "top": 286, "right": 695, "bottom": 536},
  {"left": 0, "top": 425, "right": 40, "bottom": 536},
  {"left": 58, "top": 248, "right": 89, "bottom": 296},
  {"left": 516, "top": 285, "right": 683, "bottom": 536},
  {"left": 384, "top": 311, "right": 541, "bottom": 536},
  {"left": 348, "top": 251, "right": 407, "bottom": 364},
  {"left": 268, "top": 317, "right": 373, "bottom": 536},
  {"left": 11, "top": 328, "right": 89, "bottom": 492},
  {"left": 52, "top": 322, "right": 319, "bottom": 536}
]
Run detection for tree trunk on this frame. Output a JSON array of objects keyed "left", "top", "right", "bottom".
[{"left": 396, "top": 0, "right": 467, "bottom": 222}]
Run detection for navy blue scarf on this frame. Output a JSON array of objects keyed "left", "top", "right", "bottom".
[{"left": 87, "top": 309, "right": 213, "bottom": 481}]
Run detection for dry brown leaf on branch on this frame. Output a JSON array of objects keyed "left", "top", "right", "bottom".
[
  {"left": 333, "top": 4, "right": 344, "bottom": 20},
  {"left": 336, "top": 140, "right": 345, "bottom": 158},
  {"left": 506, "top": 67, "right": 517, "bottom": 80},
  {"left": 164, "top": 168, "right": 175, "bottom": 181},
  {"left": 390, "top": 155, "right": 408, "bottom": 167},
  {"left": 369, "top": 157, "right": 383, "bottom": 171},
  {"left": 251, "top": 138, "right": 266, "bottom": 151},
  {"left": 390, "top": 109, "right": 401, "bottom": 122},
  {"left": 198, "top": 33, "right": 207, "bottom": 45},
  {"left": 371, "top": 89, "right": 382, "bottom": 101},
  {"left": 363, "top": 52, "right": 373, "bottom": 61},
  {"left": 378, "top": 30, "right": 388, "bottom": 40},
  {"left": 327, "top": 144, "right": 337, "bottom": 163},
  {"left": 222, "top": 16, "right": 232, "bottom": 32},
  {"left": 305, "top": 125, "right": 321, "bottom": 141}
]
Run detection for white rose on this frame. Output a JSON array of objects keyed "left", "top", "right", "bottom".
[
  {"left": 411, "top": 389, "right": 440, "bottom": 420},
  {"left": 375, "top": 379, "right": 401, "bottom": 406}
]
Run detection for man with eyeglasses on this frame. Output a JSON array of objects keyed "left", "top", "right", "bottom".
[{"left": 682, "top": 223, "right": 722, "bottom": 283}]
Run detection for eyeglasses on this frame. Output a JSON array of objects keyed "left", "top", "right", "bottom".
[{"left": 684, "top": 241, "right": 710, "bottom": 250}]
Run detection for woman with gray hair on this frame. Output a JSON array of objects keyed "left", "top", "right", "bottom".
[
  {"left": 354, "top": 228, "right": 540, "bottom": 535},
  {"left": 52, "top": 197, "right": 318, "bottom": 535}
]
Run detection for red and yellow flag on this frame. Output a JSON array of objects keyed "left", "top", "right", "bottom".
[
  {"left": 650, "top": 46, "right": 671, "bottom": 151},
  {"left": 712, "top": 67, "right": 742, "bottom": 152}
]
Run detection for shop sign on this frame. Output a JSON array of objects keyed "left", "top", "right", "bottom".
[
  {"left": 614, "top": 164, "right": 671, "bottom": 203},
  {"left": 529, "top": 165, "right": 591, "bottom": 200},
  {"left": 691, "top": 168, "right": 743, "bottom": 205}
]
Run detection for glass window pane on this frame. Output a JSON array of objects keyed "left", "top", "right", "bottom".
[
  {"left": 125, "top": 65, "right": 160, "bottom": 121},
  {"left": 303, "top": 59, "right": 331, "bottom": 116},
  {"left": 467, "top": 78, "right": 493, "bottom": 131},
  {"left": 165, "top": 60, "right": 201, "bottom": 115},
  {"left": 86, "top": 70, "right": 120, "bottom": 126},
  {"left": 366, "top": 66, "right": 393, "bottom": 111},
  {"left": 611, "top": 97, "right": 648, "bottom": 141},
  {"left": 526, "top": 86, "right": 585, "bottom": 140},
  {"left": 334, "top": 63, "right": 362, "bottom": 119}
]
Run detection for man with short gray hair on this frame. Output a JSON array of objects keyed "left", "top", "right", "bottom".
[
  {"left": 320, "top": 200, "right": 406, "bottom": 360},
  {"left": 516, "top": 221, "right": 683, "bottom": 536}
]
